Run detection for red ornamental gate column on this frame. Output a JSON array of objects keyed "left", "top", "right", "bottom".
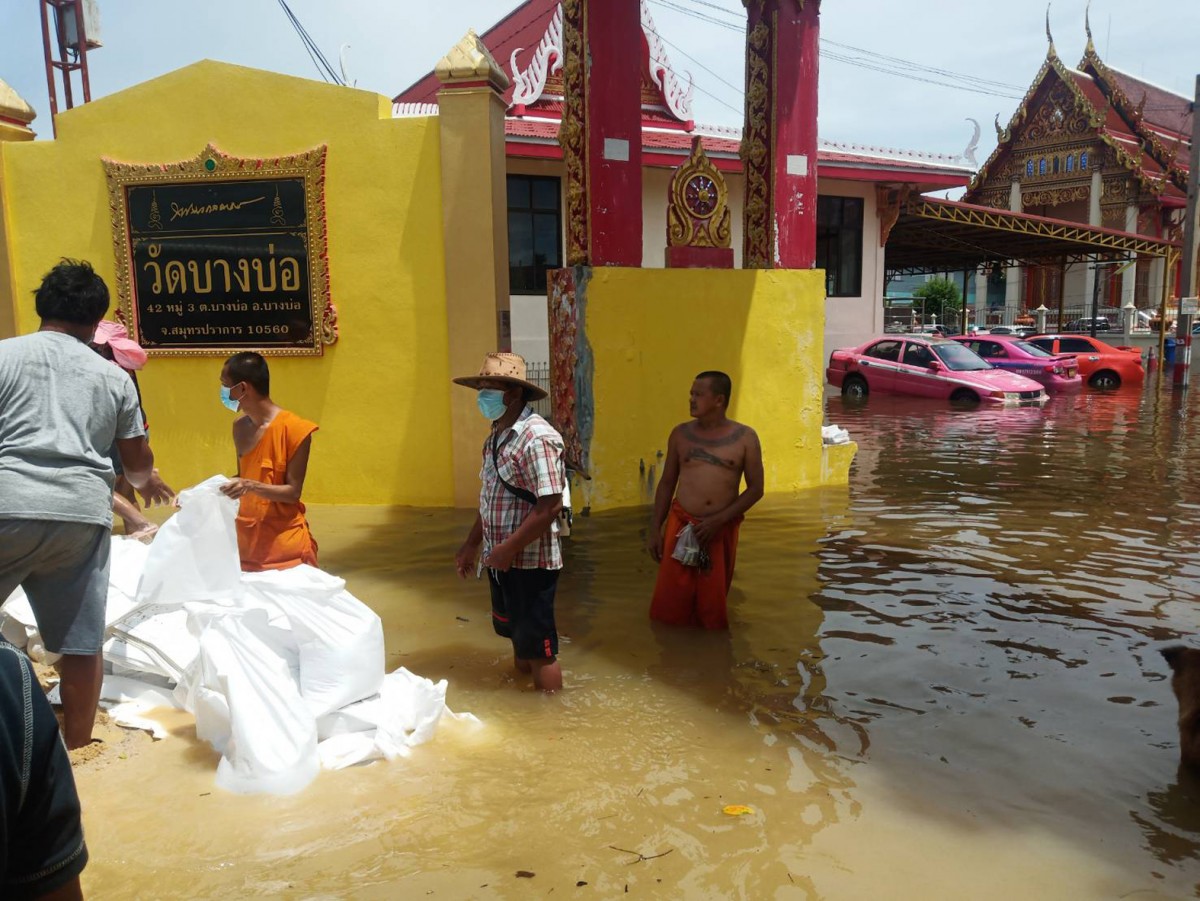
[
  {"left": 742, "top": 0, "right": 821, "bottom": 269},
  {"left": 559, "top": 0, "right": 644, "bottom": 267}
]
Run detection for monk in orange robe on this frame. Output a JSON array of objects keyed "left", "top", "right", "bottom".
[
  {"left": 217, "top": 352, "right": 318, "bottom": 572},
  {"left": 647, "top": 371, "right": 763, "bottom": 630}
]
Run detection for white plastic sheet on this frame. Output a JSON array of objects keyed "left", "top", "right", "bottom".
[{"left": 136, "top": 475, "right": 243, "bottom": 605}]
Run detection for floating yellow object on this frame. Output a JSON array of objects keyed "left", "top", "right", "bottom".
[{"left": 722, "top": 805, "right": 754, "bottom": 816}]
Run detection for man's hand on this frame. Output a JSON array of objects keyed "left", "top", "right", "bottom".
[
  {"left": 138, "top": 470, "right": 176, "bottom": 507},
  {"left": 455, "top": 540, "right": 480, "bottom": 580},
  {"left": 219, "top": 478, "right": 257, "bottom": 500},
  {"left": 647, "top": 527, "right": 664, "bottom": 562},
  {"left": 693, "top": 513, "right": 727, "bottom": 547},
  {"left": 482, "top": 541, "right": 517, "bottom": 573}
]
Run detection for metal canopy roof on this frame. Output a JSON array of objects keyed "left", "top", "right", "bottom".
[{"left": 885, "top": 198, "right": 1180, "bottom": 275}]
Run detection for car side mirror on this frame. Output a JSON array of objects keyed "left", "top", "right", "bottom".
[{"left": 928, "top": 360, "right": 944, "bottom": 372}]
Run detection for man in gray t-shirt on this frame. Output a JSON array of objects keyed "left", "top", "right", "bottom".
[{"left": 0, "top": 259, "right": 173, "bottom": 749}]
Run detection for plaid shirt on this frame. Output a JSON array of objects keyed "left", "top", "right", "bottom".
[{"left": 479, "top": 407, "right": 566, "bottom": 571}]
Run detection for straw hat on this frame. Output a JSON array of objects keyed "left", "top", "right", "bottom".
[
  {"left": 92, "top": 320, "right": 147, "bottom": 371},
  {"left": 452, "top": 352, "right": 547, "bottom": 400}
]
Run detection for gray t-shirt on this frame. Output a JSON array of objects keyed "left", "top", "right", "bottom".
[{"left": 0, "top": 330, "right": 144, "bottom": 528}]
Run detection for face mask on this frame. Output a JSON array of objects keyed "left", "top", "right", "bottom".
[
  {"left": 477, "top": 388, "right": 508, "bottom": 421},
  {"left": 220, "top": 384, "right": 241, "bottom": 412}
]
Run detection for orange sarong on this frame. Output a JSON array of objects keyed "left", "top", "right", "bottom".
[
  {"left": 650, "top": 499, "right": 742, "bottom": 630},
  {"left": 236, "top": 409, "right": 319, "bottom": 572}
]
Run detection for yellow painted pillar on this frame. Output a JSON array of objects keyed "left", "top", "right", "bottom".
[
  {"left": 435, "top": 31, "right": 512, "bottom": 506},
  {"left": 0, "top": 79, "right": 38, "bottom": 339}
]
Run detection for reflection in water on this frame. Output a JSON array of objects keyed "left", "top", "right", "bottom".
[{"left": 74, "top": 386, "right": 1200, "bottom": 898}]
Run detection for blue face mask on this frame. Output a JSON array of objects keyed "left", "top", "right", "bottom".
[
  {"left": 220, "top": 384, "right": 241, "bottom": 412},
  {"left": 477, "top": 388, "right": 508, "bottom": 421}
]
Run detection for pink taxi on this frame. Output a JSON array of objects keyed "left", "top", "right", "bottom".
[
  {"left": 827, "top": 336, "right": 1048, "bottom": 404},
  {"left": 953, "top": 335, "right": 1083, "bottom": 393}
]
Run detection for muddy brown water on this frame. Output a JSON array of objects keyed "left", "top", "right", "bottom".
[{"left": 77, "top": 385, "right": 1200, "bottom": 899}]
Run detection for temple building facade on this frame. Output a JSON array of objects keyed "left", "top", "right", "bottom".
[
  {"left": 964, "top": 18, "right": 1194, "bottom": 323},
  {"left": 394, "top": 0, "right": 973, "bottom": 362}
]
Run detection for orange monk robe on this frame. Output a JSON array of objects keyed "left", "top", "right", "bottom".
[
  {"left": 650, "top": 499, "right": 742, "bottom": 630},
  {"left": 236, "top": 410, "right": 319, "bottom": 572}
]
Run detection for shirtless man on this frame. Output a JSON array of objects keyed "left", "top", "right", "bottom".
[{"left": 647, "top": 371, "right": 763, "bottom": 629}]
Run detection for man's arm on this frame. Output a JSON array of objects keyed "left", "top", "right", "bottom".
[
  {"left": 694, "top": 429, "right": 764, "bottom": 545},
  {"left": 220, "top": 436, "right": 311, "bottom": 504},
  {"left": 114, "top": 436, "right": 174, "bottom": 506},
  {"left": 455, "top": 513, "right": 484, "bottom": 579},
  {"left": 647, "top": 426, "right": 682, "bottom": 561}
]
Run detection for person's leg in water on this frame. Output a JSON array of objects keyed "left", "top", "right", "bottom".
[
  {"left": 57, "top": 652, "right": 103, "bottom": 749},
  {"left": 528, "top": 656, "right": 562, "bottom": 692}
]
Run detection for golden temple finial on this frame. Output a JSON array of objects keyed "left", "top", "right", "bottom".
[
  {"left": 0, "top": 77, "right": 36, "bottom": 126},
  {"left": 435, "top": 28, "right": 511, "bottom": 91},
  {"left": 1045, "top": 4, "right": 1056, "bottom": 58},
  {"left": 1084, "top": 2, "right": 1095, "bottom": 54}
]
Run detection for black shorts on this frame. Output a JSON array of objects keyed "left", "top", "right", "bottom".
[{"left": 488, "top": 567, "right": 560, "bottom": 660}]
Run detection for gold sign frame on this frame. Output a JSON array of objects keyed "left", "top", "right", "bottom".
[{"left": 103, "top": 143, "right": 336, "bottom": 356}]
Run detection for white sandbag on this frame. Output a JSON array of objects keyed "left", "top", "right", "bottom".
[
  {"left": 188, "top": 608, "right": 320, "bottom": 796},
  {"left": 106, "top": 605, "right": 199, "bottom": 682},
  {"left": 108, "top": 536, "right": 151, "bottom": 599},
  {"left": 136, "top": 475, "right": 242, "bottom": 605},
  {"left": 243, "top": 567, "right": 384, "bottom": 717}
]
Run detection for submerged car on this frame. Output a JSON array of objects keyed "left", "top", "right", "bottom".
[
  {"left": 953, "top": 335, "right": 1082, "bottom": 393},
  {"left": 1026, "top": 334, "right": 1145, "bottom": 389},
  {"left": 827, "top": 336, "right": 1049, "bottom": 404}
]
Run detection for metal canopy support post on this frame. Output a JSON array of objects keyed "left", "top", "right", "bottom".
[
  {"left": 1175, "top": 75, "right": 1199, "bottom": 388},
  {"left": 38, "top": 0, "right": 94, "bottom": 138}
]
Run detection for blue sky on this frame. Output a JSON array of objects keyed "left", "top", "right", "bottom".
[{"left": 1, "top": 0, "right": 1196, "bottom": 162}]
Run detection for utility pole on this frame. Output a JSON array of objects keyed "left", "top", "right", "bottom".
[{"left": 1177, "top": 74, "right": 1200, "bottom": 388}]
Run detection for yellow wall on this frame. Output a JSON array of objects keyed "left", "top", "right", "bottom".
[
  {"left": 0, "top": 61, "right": 455, "bottom": 505},
  {"left": 581, "top": 267, "right": 853, "bottom": 511}
]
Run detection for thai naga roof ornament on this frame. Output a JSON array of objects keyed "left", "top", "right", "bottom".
[{"left": 508, "top": 0, "right": 694, "bottom": 124}]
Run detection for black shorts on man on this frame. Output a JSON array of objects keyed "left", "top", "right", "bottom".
[{"left": 488, "top": 567, "right": 560, "bottom": 660}]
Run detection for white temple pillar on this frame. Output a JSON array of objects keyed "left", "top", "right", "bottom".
[
  {"left": 1006, "top": 178, "right": 1022, "bottom": 324},
  {"left": 974, "top": 267, "right": 987, "bottom": 327},
  {"left": 1122, "top": 203, "right": 1138, "bottom": 311},
  {"left": 1084, "top": 169, "right": 1103, "bottom": 315}
]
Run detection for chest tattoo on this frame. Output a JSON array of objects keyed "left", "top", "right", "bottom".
[
  {"left": 687, "top": 446, "right": 734, "bottom": 468},
  {"left": 686, "top": 423, "right": 748, "bottom": 447}
]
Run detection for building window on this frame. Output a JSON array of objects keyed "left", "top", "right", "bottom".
[
  {"left": 1080, "top": 152, "right": 1088, "bottom": 170},
  {"left": 1052, "top": 156, "right": 1060, "bottom": 174},
  {"left": 1038, "top": 158, "right": 1047, "bottom": 176},
  {"left": 816, "top": 195, "right": 864, "bottom": 297},
  {"left": 507, "top": 175, "right": 562, "bottom": 294},
  {"left": 1026, "top": 160, "right": 1034, "bottom": 177},
  {"left": 1066, "top": 154, "right": 1074, "bottom": 172}
]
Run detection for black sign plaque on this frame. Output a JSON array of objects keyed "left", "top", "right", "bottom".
[{"left": 104, "top": 145, "right": 335, "bottom": 356}]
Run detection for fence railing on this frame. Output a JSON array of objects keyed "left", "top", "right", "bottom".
[{"left": 526, "top": 361, "right": 552, "bottom": 417}]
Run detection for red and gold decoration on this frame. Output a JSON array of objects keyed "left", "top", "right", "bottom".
[
  {"left": 548, "top": 267, "right": 591, "bottom": 475},
  {"left": 558, "top": 0, "right": 589, "bottom": 266},
  {"left": 666, "top": 137, "right": 733, "bottom": 268},
  {"left": 104, "top": 144, "right": 335, "bottom": 356},
  {"left": 740, "top": 0, "right": 821, "bottom": 270}
]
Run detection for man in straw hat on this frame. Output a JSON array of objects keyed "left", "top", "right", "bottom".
[
  {"left": 0, "top": 259, "right": 174, "bottom": 749},
  {"left": 454, "top": 352, "right": 567, "bottom": 692}
]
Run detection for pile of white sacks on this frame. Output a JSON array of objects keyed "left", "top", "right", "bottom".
[{"left": 0, "top": 476, "right": 477, "bottom": 796}]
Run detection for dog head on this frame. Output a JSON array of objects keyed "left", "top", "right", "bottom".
[{"left": 1161, "top": 645, "right": 1200, "bottom": 771}]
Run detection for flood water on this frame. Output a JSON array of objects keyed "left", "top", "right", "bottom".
[{"left": 77, "top": 382, "right": 1200, "bottom": 899}]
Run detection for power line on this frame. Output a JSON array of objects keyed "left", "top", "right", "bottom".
[
  {"left": 647, "top": 0, "right": 1027, "bottom": 100},
  {"left": 277, "top": 0, "right": 344, "bottom": 86}
]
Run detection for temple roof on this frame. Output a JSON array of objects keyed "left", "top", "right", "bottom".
[
  {"left": 394, "top": 0, "right": 973, "bottom": 189},
  {"left": 395, "top": 0, "right": 694, "bottom": 127},
  {"left": 966, "top": 36, "right": 1190, "bottom": 206}
]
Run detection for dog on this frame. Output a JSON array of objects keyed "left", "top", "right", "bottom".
[{"left": 1160, "top": 646, "right": 1200, "bottom": 773}]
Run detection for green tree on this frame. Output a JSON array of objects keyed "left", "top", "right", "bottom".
[{"left": 912, "top": 277, "right": 962, "bottom": 323}]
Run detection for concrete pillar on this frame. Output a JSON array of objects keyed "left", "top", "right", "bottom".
[
  {"left": 560, "top": 0, "right": 643, "bottom": 266},
  {"left": 1122, "top": 203, "right": 1138, "bottom": 310},
  {"left": 1084, "top": 169, "right": 1103, "bottom": 316},
  {"left": 435, "top": 31, "right": 513, "bottom": 506},
  {"left": 1006, "top": 178, "right": 1021, "bottom": 325},
  {"left": 741, "top": 0, "right": 821, "bottom": 268},
  {"left": 0, "top": 79, "right": 37, "bottom": 340},
  {"left": 974, "top": 267, "right": 987, "bottom": 327}
]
